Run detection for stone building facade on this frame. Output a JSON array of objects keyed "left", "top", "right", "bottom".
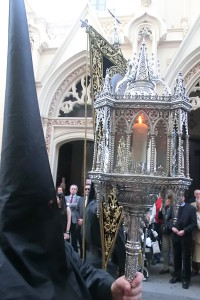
[{"left": 23, "top": 0, "right": 200, "bottom": 194}]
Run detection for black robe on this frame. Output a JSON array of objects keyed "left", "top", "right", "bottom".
[
  {"left": 0, "top": 242, "right": 114, "bottom": 300},
  {"left": 0, "top": 1, "right": 115, "bottom": 299}
]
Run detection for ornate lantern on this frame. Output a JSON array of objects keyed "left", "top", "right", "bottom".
[{"left": 89, "top": 36, "right": 192, "bottom": 282}]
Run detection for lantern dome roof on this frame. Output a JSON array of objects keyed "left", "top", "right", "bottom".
[{"left": 114, "top": 37, "right": 170, "bottom": 97}]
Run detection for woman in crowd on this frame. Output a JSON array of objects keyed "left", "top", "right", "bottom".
[
  {"left": 56, "top": 186, "right": 71, "bottom": 241},
  {"left": 158, "top": 194, "right": 174, "bottom": 274}
]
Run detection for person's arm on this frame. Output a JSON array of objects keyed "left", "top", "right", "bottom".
[
  {"left": 63, "top": 207, "right": 71, "bottom": 240},
  {"left": 65, "top": 242, "right": 143, "bottom": 300},
  {"left": 65, "top": 242, "right": 114, "bottom": 300},
  {"left": 183, "top": 205, "right": 197, "bottom": 234},
  {"left": 65, "top": 196, "right": 78, "bottom": 209},
  {"left": 76, "top": 197, "right": 83, "bottom": 225},
  {"left": 66, "top": 206, "right": 71, "bottom": 232},
  {"left": 166, "top": 206, "right": 173, "bottom": 231},
  {"left": 68, "top": 202, "right": 78, "bottom": 209}
]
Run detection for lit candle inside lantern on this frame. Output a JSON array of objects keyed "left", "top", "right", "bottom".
[{"left": 132, "top": 116, "right": 148, "bottom": 163}]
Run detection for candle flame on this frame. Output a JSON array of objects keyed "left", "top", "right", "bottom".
[{"left": 139, "top": 116, "right": 142, "bottom": 124}]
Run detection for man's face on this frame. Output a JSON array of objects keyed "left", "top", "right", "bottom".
[
  {"left": 85, "top": 185, "right": 90, "bottom": 196},
  {"left": 57, "top": 187, "right": 63, "bottom": 194},
  {"left": 194, "top": 190, "right": 200, "bottom": 200},
  {"left": 70, "top": 185, "right": 77, "bottom": 195}
]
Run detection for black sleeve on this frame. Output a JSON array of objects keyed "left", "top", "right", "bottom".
[
  {"left": 75, "top": 197, "right": 82, "bottom": 219},
  {"left": 157, "top": 210, "right": 163, "bottom": 220},
  {"left": 166, "top": 206, "right": 174, "bottom": 230},
  {"left": 65, "top": 242, "right": 114, "bottom": 300},
  {"left": 184, "top": 205, "right": 197, "bottom": 234}
]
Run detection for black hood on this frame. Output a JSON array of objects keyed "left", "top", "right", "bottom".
[{"left": 0, "top": 0, "right": 70, "bottom": 298}]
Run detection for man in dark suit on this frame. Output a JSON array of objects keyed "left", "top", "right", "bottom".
[
  {"left": 65, "top": 184, "right": 80, "bottom": 252},
  {"left": 76, "top": 184, "right": 91, "bottom": 258},
  {"left": 170, "top": 192, "right": 197, "bottom": 289}
]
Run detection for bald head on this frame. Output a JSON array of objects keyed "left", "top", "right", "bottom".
[{"left": 194, "top": 189, "right": 200, "bottom": 200}]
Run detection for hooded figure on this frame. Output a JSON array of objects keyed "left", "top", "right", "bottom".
[{"left": 0, "top": 1, "right": 114, "bottom": 299}]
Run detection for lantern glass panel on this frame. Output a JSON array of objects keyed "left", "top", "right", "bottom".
[
  {"left": 130, "top": 114, "right": 149, "bottom": 173},
  {"left": 155, "top": 120, "right": 167, "bottom": 175},
  {"left": 114, "top": 117, "right": 127, "bottom": 173}
]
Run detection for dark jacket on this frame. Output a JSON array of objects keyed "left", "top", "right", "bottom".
[
  {"left": 0, "top": 241, "right": 114, "bottom": 300},
  {"left": 64, "top": 242, "right": 114, "bottom": 300},
  {"left": 171, "top": 203, "right": 197, "bottom": 244},
  {"left": 65, "top": 194, "right": 80, "bottom": 224},
  {"left": 158, "top": 205, "right": 173, "bottom": 234},
  {"left": 76, "top": 197, "right": 84, "bottom": 220},
  {"left": 174, "top": 203, "right": 197, "bottom": 234}
]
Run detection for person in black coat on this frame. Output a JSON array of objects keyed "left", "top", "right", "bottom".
[
  {"left": 76, "top": 184, "right": 91, "bottom": 258},
  {"left": 57, "top": 186, "right": 71, "bottom": 241},
  {"left": 158, "top": 194, "right": 174, "bottom": 274},
  {"left": 170, "top": 192, "right": 197, "bottom": 289}
]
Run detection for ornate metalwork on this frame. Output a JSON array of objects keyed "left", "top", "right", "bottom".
[
  {"left": 90, "top": 36, "right": 192, "bottom": 282},
  {"left": 48, "top": 65, "right": 87, "bottom": 118},
  {"left": 100, "top": 188, "right": 123, "bottom": 270},
  {"left": 81, "top": 20, "right": 127, "bottom": 101},
  {"left": 59, "top": 75, "right": 92, "bottom": 116}
]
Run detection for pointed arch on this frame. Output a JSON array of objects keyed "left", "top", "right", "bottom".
[
  {"left": 153, "top": 116, "right": 168, "bottom": 132},
  {"left": 39, "top": 51, "right": 88, "bottom": 117},
  {"left": 124, "top": 12, "right": 167, "bottom": 55},
  {"left": 164, "top": 15, "right": 200, "bottom": 90}
]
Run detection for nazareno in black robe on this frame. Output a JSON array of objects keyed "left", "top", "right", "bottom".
[
  {"left": 0, "top": 1, "right": 114, "bottom": 299},
  {"left": 0, "top": 241, "right": 114, "bottom": 300}
]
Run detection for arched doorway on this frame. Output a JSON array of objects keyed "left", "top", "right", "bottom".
[{"left": 56, "top": 140, "right": 94, "bottom": 196}]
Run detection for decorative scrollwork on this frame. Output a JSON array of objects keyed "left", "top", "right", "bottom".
[
  {"left": 100, "top": 188, "right": 123, "bottom": 270},
  {"left": 84, "top": 23, "right": 127, "bottom": 100}
]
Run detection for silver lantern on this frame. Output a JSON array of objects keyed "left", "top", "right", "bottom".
[{"left": 89, "top": 35, "right": 192, "bottom": 282}]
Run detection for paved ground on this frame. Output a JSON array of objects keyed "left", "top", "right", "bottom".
[
  {"left": 141, "top": 261, "right": 199, "bottom": 300},
  {"left": 85, "top": 251, "right": 200, "bottom": 299}
]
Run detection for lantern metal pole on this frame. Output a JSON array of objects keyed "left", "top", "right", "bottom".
[{"left": 124, "top": 205, "right": 143, "bottom": 282}]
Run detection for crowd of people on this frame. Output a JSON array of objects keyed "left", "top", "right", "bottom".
[
  {"left": 56, "top": 181, "right": 126, "bottom": 275},
  {"left": 56, "top": 183, "right": 91, "bottom": 259},
  {"left": 56, "top": 179, "right": 200, "bottom": 292},
  {"left": 146, "top": 189, "right": 200, "bottom": 289}
]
